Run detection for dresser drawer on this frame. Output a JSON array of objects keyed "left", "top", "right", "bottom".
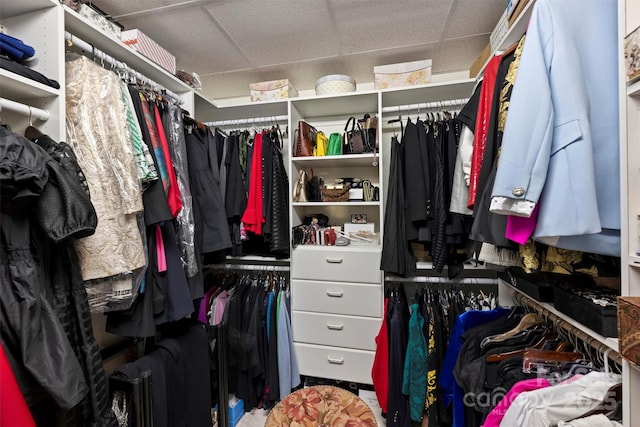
[
  {"left": 292, "top": 280, "right": 382, "bottom": 317},
  {"left": 294, "top": 343, "right": 374, "bottom": 385},
  {"left": 292, "top": 311, "right": 380, "bottom": 351},
  {"left": 291, "top": 247, "right": 382, "bottom": 283}
]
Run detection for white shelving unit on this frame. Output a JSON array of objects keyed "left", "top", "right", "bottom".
[
  {"left": 619, "top": 1, "right": 640, "bottom": 425},
  {"left": 0, "top": 0, "right": 64, "bottom": 140}
]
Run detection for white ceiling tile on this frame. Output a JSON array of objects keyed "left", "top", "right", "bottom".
[
  {"left": 88, "top": 0, "right": 501, "bottom": 99},
  {"left": 444, "top": 0, "right": 506, "bottom": 39},
  {"left": 203, "top": 1, "right": 341, "bottom": 66},
  {"left": 117, "top": 8, "right": 251, "bottom": 74},
  {"left": 438, "top": 34, "right": 490, "bottom": 72},
  {"left": 331, "top": 0, "right": 453, "bottom": 54}
]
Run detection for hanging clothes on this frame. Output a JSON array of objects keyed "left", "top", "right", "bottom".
[
  {"left": 402, "top": 302, "right": 429, "bottom": 422},
  {"left": 242, "top": 132, "right": 265, "bottom": 235},
  {"left": 162, "top": 103, "right": 203, "bottom": 299},
  {"left": 380, "top": 136, "right": 417, "bottom": 277},
  {"left": 65, "top": 55, "right": 145, "bottom": 281},
  {"left": 185, "top": 125, "right": 232, "bottom": 254},
  {"left": 0, "top": 127, "right": 116, "bottom": 426},
  {"left": 387, "top": 287, "right": 411, "bottom": 427},
  {"left": 372, "top": 298, "right": 390, "bottom": 413},
  {"left": 224, "top": 131, "right": 248, "bottom": 256}
]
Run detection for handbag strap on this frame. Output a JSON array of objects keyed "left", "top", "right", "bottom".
[{"left": 344, "top": 116, "right": 357, "bottom": 133}]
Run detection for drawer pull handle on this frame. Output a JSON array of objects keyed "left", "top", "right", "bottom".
[
  {"left": 327, "top": 323, "right": 344, "bottom": 330},
  {"left": 326, "top": 290, "right": 344, "bottom": 298},
  {"left": 326, "top": 257, "right": 343, "bottom": 264},
  {"left": 327, "top": 356, "right": 344, "bottom": 365}
]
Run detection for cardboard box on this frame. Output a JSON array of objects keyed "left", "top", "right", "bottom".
[
  {"left": 469, "top": 42, "right": 492, "bottom": 78},
  {"left": 374, "top": 59, "right": 432, "bottom": 89},
  {"left": 508, "top": 0, "right": 531, "bottom": 27},
  {"left": 250, "top": 79, "right": 298, "bottom": 102},
  {"left": 121, "top": 29, "right": 176, "bottom": 74},
  {"left": 618, "top": 297, "right": 640, "bottom": 367}
]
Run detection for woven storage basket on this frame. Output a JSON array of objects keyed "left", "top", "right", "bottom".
[{"left": 322, "top": 185, "right": 350, "bottom": 202}]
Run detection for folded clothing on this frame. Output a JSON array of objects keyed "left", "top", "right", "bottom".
[
  {"left": 0, "top": 57, "right": 59, "bottom": 89},
  {"left": 0, "top": 33, "right": 35, "bottom": 61}
]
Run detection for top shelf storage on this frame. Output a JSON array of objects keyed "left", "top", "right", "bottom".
[{"left": 63, "top": 6, "right": 191, "bottom": 94}]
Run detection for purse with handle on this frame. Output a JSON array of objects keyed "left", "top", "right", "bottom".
[
  {"left": 314, "top": 131, "right": 328, "bottom": 156},
  {"left": 343, "top": 116, "right": 365, "bottom": 154},
  {"left": 294, "top": 120, "right": 317, "bottom": 157},
  {"left": 293, "top": 169, "right": 309, "bottom": 202}
]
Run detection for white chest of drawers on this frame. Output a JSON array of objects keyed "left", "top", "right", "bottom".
[{"left": 291, "top": 246, "right": 383, "bottom": 385}]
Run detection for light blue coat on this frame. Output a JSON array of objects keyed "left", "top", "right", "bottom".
[{"left": 490, "top": 0, "right": 620, "bottom": 256}]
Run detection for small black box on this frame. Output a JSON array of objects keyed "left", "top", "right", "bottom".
[{"left": 553, "top": 284, "right": 618, "bottom": 338}]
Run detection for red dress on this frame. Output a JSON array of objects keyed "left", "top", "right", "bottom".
[{"left": 371, "top": 298, "right": 390, "bottom": 413}]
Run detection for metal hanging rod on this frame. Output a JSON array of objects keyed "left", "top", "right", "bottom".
[
  {"left": 64, "top": 32, "right": 183, "bottom": 104},
  {"left": 385, "top": 275, "right": 498, "bottom": 286},
  {"left": 203, "top": 114, "right": 289, "bottom": 128},
  {"left": 381, "top": 98, "right": 469, "bottom": 115},
  {"left": 0, "top": 97, "right": 49, "bottom": 121},
  {"left": 204, "top": 263, "right": 290, "bottom": 272},
  {"left": 511, "top": 289, "right": 622, "bottom": 365}
]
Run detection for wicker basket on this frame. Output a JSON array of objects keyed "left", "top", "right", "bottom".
[{"left": 322, "top": 185, "right": 350, "bottom": 202}]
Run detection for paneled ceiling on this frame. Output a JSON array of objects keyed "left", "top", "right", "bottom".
[{"left": 89, "top": 0, "right": 503, "bottom": 100}]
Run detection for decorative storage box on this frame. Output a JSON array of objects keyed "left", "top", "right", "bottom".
[
  {"left": 618, "top": 297, "right": 640, "bottom": 367},
  {"left": 121, "top": 29, "right": 176, "bottom": 74},
  {"left": 374, "top": 59, "right": 432, "bottom": 89},
  {"left": 250, "top": 79, "right": 298, "bottom": 102},
  {"left": 625, "top": 25, "right": 640, "bottom": 82},
  {"left": 79, "top": 4, "right": 121, "bottom": 39},
  {"left": 315, "top": 74, "right": 356, "bottom": 96}
]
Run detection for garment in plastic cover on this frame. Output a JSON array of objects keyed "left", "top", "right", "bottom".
[{"left": 166, "top": 103, "right": 198, "bottom": 277}]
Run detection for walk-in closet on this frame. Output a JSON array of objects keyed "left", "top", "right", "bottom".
[{"left": 1, "top": 0, "right": 638, "bottom": 426}]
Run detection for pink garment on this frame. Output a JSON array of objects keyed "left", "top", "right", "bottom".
[
  {"left": 482, "top": 378, "right": 550, "bottom": 427},
  {"left": 212, "top": 291, "right": 229, "bottom": 325},
  {"left": 198, "top": 286, "right": 218, "bottom": 324},
  {"left": 156, "top": 225, "right": 167, "bottom": 272},
  {"left": 505, "top": 204, "right": 540, "bottom": 244}
]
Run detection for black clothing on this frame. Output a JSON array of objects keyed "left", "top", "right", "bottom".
[
  {"left": 0, "top": 127, "right": 115, "bottom": 426},
  {"left": 380, "top": 136, "right": 417, "bottom": 277},
  {"left": 185, "top": 126, "right": 232, "bottom": 253},
  {"left": 458, "top": 82, "right": 482, "bottom": 132},
  {"left": 1, "top": 56, "right": 60, "bottom": 88},
  {"left": 403, "top": 119, "right": 427, "bottom": 241},
  {"left": 268, "top": 139, "right": 289, "bottom": 255},
  {"left": 387, "top": 288, "right": 411, "bottom": 427}
]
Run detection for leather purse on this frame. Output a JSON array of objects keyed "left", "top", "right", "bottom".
[
  {"left": 293, "top": 169, "right": 309, "bottom": 202},
  {"left": 314, "top": 131, "right": 328, "bottom": 156},
  {"left": 323, "top": 228, "right": 337, "bottom": 246},
  {"left": 343, "top": 116, "right": 365, "bottom": 154},
  {"left": 322, "top": 184, "right": 351, "bottom": 202},
  {"left": 327, "top": 132, "right": 342, "bottom": 155},
  {"left": 358, "top": 114, "right": 378, "bottom": 152},
  {"left": 294, "top": 120, "right": 317, "bottom": 157}
]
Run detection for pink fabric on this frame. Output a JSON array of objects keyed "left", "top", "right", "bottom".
[
  {"left": 241, "top": 133, "right": 265, "bottom": 235},
  {"left": 212, "top": 291, "right": 229, "bottom": 325},
  {"left": 198, "top": 287, "right": 217, "bottom": 324},
  {"left": 156, "top": 225, "right": 167, "bottom": 272},
  {"left": 505, "top": 204, "right": 540, "bottom": 244},
  {"left": 482, "top": 378, "right": 550, "bottom": 427}
]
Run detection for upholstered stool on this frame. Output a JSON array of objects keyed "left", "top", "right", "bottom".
[{"left": 265, "top": 385, "right": 377, "bottom": 426}]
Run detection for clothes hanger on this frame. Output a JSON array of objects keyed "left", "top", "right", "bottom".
[
  {"left": 24, "top": 106, "right": 43, "bottom": 141},
  {"left": 480, "top": 312, "right": 543, "bottom": 348}
]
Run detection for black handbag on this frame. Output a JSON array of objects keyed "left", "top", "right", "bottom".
[
  {"left": 343, "top": 116, "right": 365, "bottom": 154},
  {"left": 358, "top": 113, "right": 378, "bottom": 152}
]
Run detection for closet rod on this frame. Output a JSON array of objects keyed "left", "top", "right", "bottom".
[
  {"left": 203, "top": 114, "right": 289, "bottom": 128},
  {"left": 511, "top": 290, "right": 623, "bottom": 365},
  {"left": 64, "top": 32, "right": 183, "bottom": 104},
  {"left": 381, "top": 97, "right": 469, "bottom": 114},
  {"left": 0, "top": 97, "right": 49, "bottom": 121},
  {"left": 204, "top": 263, "right": 290, "bottom": 272},
  {"left": 385, "top": 275, "right": 498, "bottom": 286}
]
